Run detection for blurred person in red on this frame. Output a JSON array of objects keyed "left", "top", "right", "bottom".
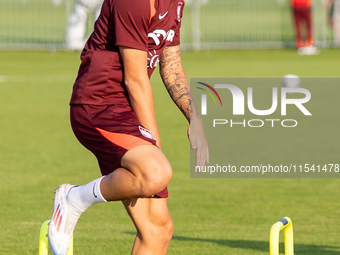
[{"left": 291, "top": 0, "right": 318, "bottom": 54}]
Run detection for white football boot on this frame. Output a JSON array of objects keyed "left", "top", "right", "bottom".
[{"left": 48, "top": 184, "right": 82, "bottom": 255}]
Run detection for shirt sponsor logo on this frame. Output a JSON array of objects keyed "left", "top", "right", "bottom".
[
  {"left": 139, "top": 126, "right": 156, "bottom": 140},
  {"left": 148, "top": 29, "right": 175, "bottom": 46},
  {"left": 147, "top": 50, "right": 160, "bottom": 69}
]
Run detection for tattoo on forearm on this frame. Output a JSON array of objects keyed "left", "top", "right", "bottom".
[
  {"left": 189, "top": 97, "right": 201, "bottom": 119},
  {"left": 160, "top": 46, "right": 201, "bottom": 121}
]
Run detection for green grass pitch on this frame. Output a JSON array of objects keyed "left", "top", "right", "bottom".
[{"left": 0, "top": 48, "right": 340, "bottom": 254}]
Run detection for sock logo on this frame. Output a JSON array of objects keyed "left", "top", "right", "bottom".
[{"left": 93, "top": 183, "right": 98, "bottom": 198}]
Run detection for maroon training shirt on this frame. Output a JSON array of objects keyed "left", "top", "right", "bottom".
[{"left": 70, "top": 0, "right": 185, "bottom": 106}]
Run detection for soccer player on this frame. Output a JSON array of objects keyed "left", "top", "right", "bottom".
[
  {"left": 291, "top": 0, "right": 318, "bottom": 54},
  {"left": 65, "top": 0, "right": 103, "bottom": 50},
  {"left": 48, "top": 0, "right": 209, "bottom": 254}
]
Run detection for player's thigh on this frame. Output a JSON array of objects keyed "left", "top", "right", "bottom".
[{"left": 122, "top": 198, "right": 173, "bottom": 238}]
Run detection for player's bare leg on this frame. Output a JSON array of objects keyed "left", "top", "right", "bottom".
[
  {"left": 48, "top": 145, "right": 172, "bottom": 254},
  {"left": 100, "top": 145, "right": 172, "bottom": 201},
  {"left": 123, "top": 198, "right": 173, "bottom": 255}
]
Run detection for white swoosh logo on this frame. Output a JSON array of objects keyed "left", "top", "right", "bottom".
[{"left": 159, "top": 11, "right": 169, "bottom": 20}]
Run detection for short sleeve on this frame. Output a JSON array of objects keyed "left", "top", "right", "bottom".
[
  {"left": 169, "top": 23, "right": 181, "bottom": 47},
  {"left": 111, "top": 0, "right": 151, "bottom": 51},
  {"left": 169, "top": 1, "right": 185, "bottom": 46}
]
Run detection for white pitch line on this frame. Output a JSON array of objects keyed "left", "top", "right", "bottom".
[{"left": 0, "top": 76, "right": 7, "bottom": 83}]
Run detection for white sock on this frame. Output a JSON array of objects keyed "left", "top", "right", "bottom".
[{"left": 67, "top": 176, "right": 107, "bottom": 213}]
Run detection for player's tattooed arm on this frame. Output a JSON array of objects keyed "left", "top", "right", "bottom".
[
  {"left": 160, "top": 45, "right": 209, "bottom": 166},
  {"left": 159, "top": 45, "right": 200, "bottom": 121}
]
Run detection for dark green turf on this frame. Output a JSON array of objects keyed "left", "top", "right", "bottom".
[{"left": 0, "top": 49, "right": 339, "bottom": 254}]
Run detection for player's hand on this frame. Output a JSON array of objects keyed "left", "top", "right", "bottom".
[{"left": 188, "top": 118, "right": 209, "bottom": 169}]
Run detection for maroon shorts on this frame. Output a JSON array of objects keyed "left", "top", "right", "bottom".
[{"left": 70, "top": 104, "right": 169, "bottom": 198}]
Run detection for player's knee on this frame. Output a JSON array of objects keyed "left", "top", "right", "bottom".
[
  {"left": 140, "top": 161, "right": 172, "bottom": 197},
  {"left": 163, "top": 217, "right": 174, "bottom": 242},
  {"left": 151, "top": 161, "right": 172, "bottom": 187},
  {"left": 160, "top": 217, "right": 174, "bottom": 243},
  {"left": 142, "top": 217, "right": 173, "bottom": 245},
  {"left": 154, "top": 219, "right": 173, "bottom": 246}
]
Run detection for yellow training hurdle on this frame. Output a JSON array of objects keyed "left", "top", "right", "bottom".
[
  {"left": 39, "top": 220, "right": 73, "bottom": 255},
  {"left": 269, "top": 217, "right": 294, "bottom": 255}
]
